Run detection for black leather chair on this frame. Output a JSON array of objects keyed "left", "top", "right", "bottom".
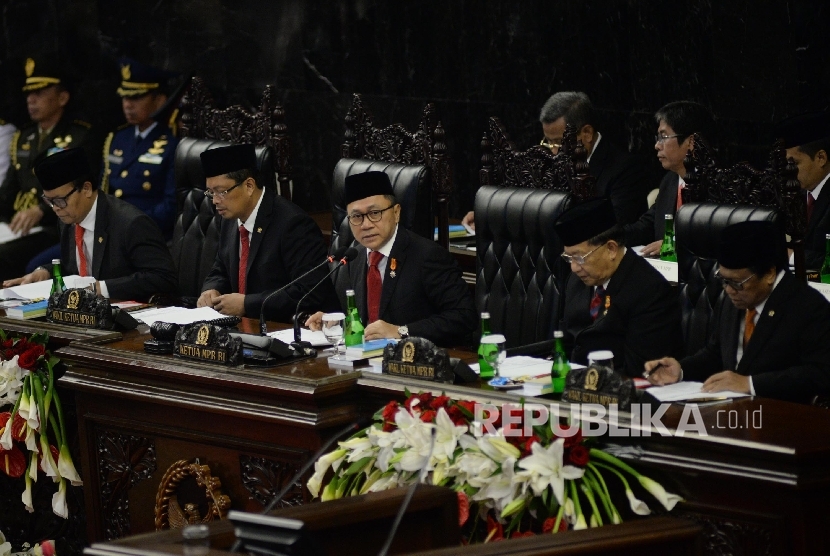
[
  {"left": 170, "top": 139, "right": 276, "bottom": 298},
  {"left": 329, "top": 158, "right": 432, "bottom": 253},
  {"left": 676, "top": 202, "right": 780, "bottom": 355},
  {"left": 475, "top": 186, "right": 573, "bottom": 348}
]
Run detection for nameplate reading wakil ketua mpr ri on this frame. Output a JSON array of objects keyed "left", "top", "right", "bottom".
[
  {"left": 385, "top": 360, "right": 436, "bottom": 379},
  {"left": 382, "top": 337, "right": 454, "bottom": 383},
  {"left": 48, "top": 288, "right": 114, "bottom": 329}
]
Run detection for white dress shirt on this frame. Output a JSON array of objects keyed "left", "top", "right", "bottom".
[
  {"left": 366, "top": 225, "right": 399, "bottom": 284},
  {"left": 238, "top": 188, "right": 265, "bottom": 255},
  {"left": 75, "top": 196, "right": 111, "bottom": 297}
]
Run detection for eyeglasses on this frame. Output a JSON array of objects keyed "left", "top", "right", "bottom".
[
  {"left": 41, "top": 187, "right": 78, "bottom": 209},
  {"left": 655, "top": 133, "right": 681, "bottom": 145},
  {"left": 715, "top": 271, "right": 756, "bottom": 291},
  {"left": 347, "top": 204, "right": 397, "bottom": 226},
  {"left": 204, "top": 179, "right": 246, "bottom": 199},
  {"left": 540, "top": 137, "right": 562, "bottom": 152},
  {"left": 561, "top": 243, "right": 606, "bottom": 265}
]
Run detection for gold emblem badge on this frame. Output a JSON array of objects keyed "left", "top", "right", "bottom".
[
  {"left": 603, "top": 295, "right": 611, "bottom": 316},
  {"left": 148, "top": 139, "right": 168, "bottom": 155},
  {"left": 584, "top": 368, "right": 599, "bottom": 391},
  {"left": 196, "top": 325, "right": 211, "bottom": 346},
  {"left": 768, "top": 310, "right": 775, "bottom": 317},
  {"left": 113, "top": 149, "right": 123, "bottom": 156},
  {"left": 25, "top": 58, "right": 35, "bottom": 77},
  {"left": 390, "top": 258, "right": 397, "bottom": 278},
  {"left": 121, "top": 64, "right": 131, "bottom": 80},
  {"left": 256, "top": 227, "right": 262, "bottom": 233},
  {"left": 53, "top": 135, "right": 71, "bottom": 149},
  {"left": 401, "top": 341, "right": 416, "bottom": 363},
  {"left": 67, "top": 290, "right": 80, "bottom": 310}
]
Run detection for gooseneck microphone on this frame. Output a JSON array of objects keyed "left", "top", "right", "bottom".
[
  {"left": 292, "top": 247, "right": 358, "bottom": 350},
  {"left": 258, "top": 246, "right": 349, "bottom": 335},
  {"left": 228, "top": 415, "right": 374, "bottom": 554}
]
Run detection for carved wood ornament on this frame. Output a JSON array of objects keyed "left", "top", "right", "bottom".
[
  {"left": 178, "top": 76, "right": 293, "bottom": 200},
  {"left": 240, "top": 454, "right": 305, "bottom": 508},
  {"left": 154, "top": 459, "right": 231, "bottom": 530}
]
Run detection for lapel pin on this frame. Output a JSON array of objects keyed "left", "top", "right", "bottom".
[
  {"left": 768, "top": 310, "right": 774, "bottom": 317},
  {"left": 603, "top": 295, "right": 611, "bottom": 315},
  {"left": 389, "top": 257, "right": 397, "bottom": 278},
  {"left": 98, "top": 237, "right": 103, "bottom": 243},
  {"left": 257, "top": 227, "right": 262, "bottom": 233}
]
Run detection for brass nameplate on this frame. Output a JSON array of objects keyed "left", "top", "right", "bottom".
[
  {"left": 49, "top": 308, "right": 98, "bottom": 327},
  {"left": 177, "top": 342, "right": 229, "bottom": 363},
  {"left": 386, "top": 361, "right": 436, "bottom": 380},
  {"left": 562, "top": 388, "right": 620, "bottom": 407}
]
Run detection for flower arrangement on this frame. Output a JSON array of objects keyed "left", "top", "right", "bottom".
[
  {"left": 0, "top": 329, "right": 82, "bottom": 519},
  {"left": 307, "top": 391, "right": 682, "bottom": 542},
  {"left": 0, "top": 531, "right": 56, "bottom": 556}
]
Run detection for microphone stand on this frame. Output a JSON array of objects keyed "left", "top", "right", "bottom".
[{"left": 291, "top": 263, "right": 345, "bottom": 352}]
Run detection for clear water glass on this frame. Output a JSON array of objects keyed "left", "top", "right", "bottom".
[{"left": 322, "top": 312, "right": 345, "bottom": 359}]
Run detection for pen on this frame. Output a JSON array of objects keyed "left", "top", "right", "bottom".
[{"left": 642, "top": 363, "right": 665, "bottom": 379}]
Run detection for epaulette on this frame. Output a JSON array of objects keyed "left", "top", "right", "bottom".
[
  {"left": 10, "top": 130, "right": 20, "bottom": 168},
  {"left": 73, "top": 119, "right": 92, "bottom": 129},
  {"left": 116, "top": 122, "right": 131, "bottom": 131}
]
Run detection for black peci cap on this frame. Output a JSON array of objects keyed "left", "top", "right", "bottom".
[
  {"left": 200, "top": 144, "right": 257, "bottom": 178},
  {"left": 553, "top": 198, "right": 617, "bottom": 247},
  {"left": 344, "top": 171, "right": 394, "bottom": 206},
  {"left": 718, "top": 221, "right": 786, "bottom": 271},
  {"left": 34, "top": 148, "right": 91, "bottom": 191}
]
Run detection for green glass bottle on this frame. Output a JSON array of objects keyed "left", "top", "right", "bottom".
[
  {"left": 551, "top": 330, "right": 570, "bottom": 393},
  {"left": 477, "top": 312, "right": 497, "bottom": 379},
  {"left": 821, "top": 234, "right": 830, "bottom": 284},
  {"left": 343, "top": 289, "right": 365, "bottom": 346},
  {"left": 659, "top": 214, "right": 677, "bottom": 262},
  {"left": 50, "top": 258, "right": 67, "bottom": 296}
]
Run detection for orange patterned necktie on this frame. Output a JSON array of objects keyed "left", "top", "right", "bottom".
[
  {"left": 238, "top": 225, "right": 249, "bottom": 295},
  {"left": 743, "top": 307, "right": 757, "bottom": 349}
]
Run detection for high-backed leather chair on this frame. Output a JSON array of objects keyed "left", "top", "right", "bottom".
[
  {"left": 330, "top": 159, "right": 432, "bottom": 253},
  {"left": 475, "top": 186, "right": 573, "bottom": 348},
  {"left": 676, "top": 202, "right": 780, "bottom": 355},
  {"left": 337, "top": 94, "right": 453, "bottom": 249},
  {"left": 170, "top": 140, "right": 276, "bottom": 298}
]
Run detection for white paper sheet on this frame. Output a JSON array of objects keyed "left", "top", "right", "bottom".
[
  {"left": 131, "top": 306, "right": 227, "bottom": 327},
  {"left": 0, "top": 222, "right": 44, "bottom": 245},
  {"left": 268, "top": 327, "right": 332, "bottom": 347},
  {"left": 646, "top": 381, "right": 749, "bottom": 402},
  {"left": 0, "top": 275, "right": 95, "bottom": 301},
  {"left": 470, "top": 356, "right": 586, "bottom": 379}
]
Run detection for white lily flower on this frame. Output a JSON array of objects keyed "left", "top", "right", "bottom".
[
  {"left": 306, "top": 448, "right": 347, "bottom": 498},
  {"left": 0, "top": 355, "right": 24, "bottom": 404},
  {"left": 638, "top": 476, "right": 682, "bottom": 511},
  {"left": 0, "top": 539, "right": 11, "bottom": 556},
  {"left": 22, "top": 472, "right": 34, "bottom": 514},
  {"left": 365, "top": 472, "right": 400, "bottom": 493},
  {"left": 453, "top": 450, "right": 498, "bottom": 489},
  {"left": 517, "top": 438, "right": 584, "bottom": 503},
  {"left": 589, "top": 514, "right": 599, "bottom": 527},
  {"left": 626, "top": 489, "right": 651, "bottom": 515},
  {"left": 18, "top": 390, "right": 39, "bottom": 431},
  {"left": 433, "top": 408, "right": 467, "bottom": 463},
  {"left": 474, "top": 456, "right": 518, "bottom": 512},
  {"left": 24, "top": 424, "right": 38, "bottom": 453},
  {"left": 52, "top": 478, "right": 68, "bottom": 518},
  {"left": 339, "top": 437, "right": 374, "bottom": 463},
  {"left": 480, "top": 430, "right": 520, "bottom": 462},
  {"left": 574, "top": 513, "right": 588, "bottom": 530},
  {"left": 392, "top": 409, "right": 434, "bottom": 473},
  {"left": 39, "top": 438, "right": 60, "bottom": 480},
  {"left": 28, "top": 452, "right": 38, "bottom": 481},
  {"left": 58, "top": 445, "right": 83, "bottom": 486},
  {"left": 563, "top": 497, "right": 576, "bottom": 524}
]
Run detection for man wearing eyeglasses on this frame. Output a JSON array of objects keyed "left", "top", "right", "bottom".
[
  {"left": 645, "top": 221, "right": 830, "bottom": 404},
  {"left": 1, "top": 148, "right": 178, "bottom": 301},
  {"left": 306, "top": 171, "right": 477, "bottom": 347},
  {"left": 624, "top": 101, "right": 717, "bottom": 257},
  {"left": 197, "top": 144, "right": 337, "bottom": 321},
  {"left": 556, "top": 198, "right": 683, "bottom": 375}
]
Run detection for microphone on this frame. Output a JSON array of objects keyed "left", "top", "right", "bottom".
[
  {"left": 377, "top": 427, "right": 436, "bottom": 556},
  {"left": 228, "top": 415, "right": 373, "bottom": 553},
  {"left": 259, "top": 246, "right": 349, "bottom": 335},
  {"left": 292, "top": 247, "right": 358, "bottom": 351}
]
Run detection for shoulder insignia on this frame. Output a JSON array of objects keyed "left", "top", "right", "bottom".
[
  {"left": 101, "top": 132, "right": 115, "bottom": 194},
  {"left": 10, "top": 130, "right": 20, "bottom": 168},
  {"left": 116, "top": 122, "right": 131, "bottom": 131},
  {"left": 73, "top": 119, "right": 92, "bottom": 129}
]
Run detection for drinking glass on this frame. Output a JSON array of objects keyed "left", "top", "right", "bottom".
[
  {"left": 322, "top": 313, "right": 345, "bottom": 359},
  {"left": 480, "top": 334, "right": 506, "bottom": 377}
]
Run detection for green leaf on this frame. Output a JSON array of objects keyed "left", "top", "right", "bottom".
[{"left": 343, "top": 456, "right": 373, "bottom": 476}]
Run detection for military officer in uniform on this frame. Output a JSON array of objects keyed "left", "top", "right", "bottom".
[
  {"left": 0, "top": 54, "right": 97, "bottom": 281},
  {"left": 101, "top": 58, "right": 179, "bottom": 238}
]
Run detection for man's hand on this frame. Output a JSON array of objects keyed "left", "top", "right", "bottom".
[
  {"left": 639, "top": 240, "right": 663, "bottom": 258},
  {"left": 702, "top": 371, "right": 750, "bottom": 394},
  {"left": 305, "top": 311, "right": 324, "bottom": 331},
  {"left": 461, "top": 211, "right": 475, "bottom": 232},
  {"left": 364, "top": 319, "right": 400, "bottom": 341},
  {"left": 213, "top": 293, "right": 246, "bottom": 316},
  {"left": 644, "top": 357, "right": 682, "bottom": 385},
  {"left": 197, "top": 289, "right": 221, "bottom": 308},
  {"left": 9, "top": 206, "right": 44, "bottom": 235},
  {"left": 2, "top": 268, "right": 50, "bottom": 287}
]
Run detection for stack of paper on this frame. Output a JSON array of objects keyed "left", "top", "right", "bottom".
[
  {"left": 646, "top": 381, "right": 749, "bottom": 402},
  {"left": 130, "top": 306, "right": 227, "bottom": 327},
  {"left": 0, "top": 275, "right": 96, "bottom": 302},
  {"left": 268, "top": 328, "right": 332, "bottom": 347},
  {"left": 0, "top": 222, "right": 43, "bottom": 245}
]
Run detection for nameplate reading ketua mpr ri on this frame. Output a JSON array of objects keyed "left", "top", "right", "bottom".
[
  {"left": 49, "top": 308, "right": 98, "bottom": 327},
  {"left": 177, "top": 342, "right": 229, "bottom": 363},
  {"left": 385, "top": 360, "right": 436, "bottom": 380}
]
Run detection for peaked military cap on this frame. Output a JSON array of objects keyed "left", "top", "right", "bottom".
[
  {"left": 200, "top": 144, "right": 257, "bottom": 178},
  {"left": 34, "top": 148, "right": 91, "bottom": 191},
  {"left": 22, "top": 54, "right": 65, "bottom": 92},
  {"left": 117, "top": 57, "right": 179, "bottom": 97},
  {"left": 554, "top": 197, "right": 617, "bottom": 247},
  {"left": 344, "top": 171, "right": 394, "bottom": 206}
]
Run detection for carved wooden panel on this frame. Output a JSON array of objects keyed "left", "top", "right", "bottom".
[
  {"left": 675, "top": 510, "right": 777, "bottom": 556},
  {"left": 178, "top": 76, "right": 292, "bottom": 200},
  {"left": 154, "top": 459, "right": 231, "bottom": 530},
  {"left": 239, "top": 454, "right": 305, "bottom": 509},
  {"left": 97, "top": 431, "right": 157, "bottom": 540}
]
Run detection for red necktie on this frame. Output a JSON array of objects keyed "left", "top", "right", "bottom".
[
  {"left": 589, "top": 286, "right": 605, "bottom": 321},
  {"left": 367, "top": 251, "right": 383, "bottom": 323},
  {"left": 808, "top": 192, "right": 815, "bottom": 223},
  {"left": 238, "top": 225, "right": 249, "bottom": 295},
  {"left": 75, "top": 225, "right": 88, "bottom": 277},
  {"left": 676, "top": 182, "right": 684, "bottom": 211}
]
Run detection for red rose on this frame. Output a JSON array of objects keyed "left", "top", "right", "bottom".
[
  {"left": 382, "top": 421, "right": 395, "bottom": 432},
  {"left": 17, "top": 347, "right": 42, "bottom": 371},
  {"left": 381, "top": 400, "right": 399, "bottom": 423},
  {"left": 562, "top": 428, "right": 583, "bottom": 448},
  {"left": 568, "top": 444, "right": 589, "bottom": 467},
  {"left": 1, "top": 339, "right": 14, "bottom": 349},
  {"left": 3, "top": 349, "right": 15, "bottom": 360},
  {"left": 511, "top": 530, "right": 535, "bottom": 538},
  {"left": 420, "top": 409, "right": 436, "bottom": 423},
  {"left": 542, "top": 517, "right": 569, "bottom": 533},
  {"left": 522, "top": 435, "right": 541, "bottom": 456},
  {"left": 430, "top": 395, "right": 451, "bottom": 410},
  {"left": 457, "top": 491, "right": 470, "bottom": 526}
]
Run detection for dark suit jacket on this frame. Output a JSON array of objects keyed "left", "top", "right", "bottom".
[
  {"left": 590, "top": 138, "right": 649, "bottom": 225},
  {"left": 561, "top": 248, "right": 683, "bottom": 376},
  {"left": 202, "top": 187, "right": 338, "bottom": 322},
  {"left": 681, "top": 272, "right": 830, "bottom": 404},
  {"left": 623, "top": 172, "right": 679, "bottom": 246},
  {"left": 332, "top": 227, "right": 478, "bottom": 347},
  {"left": 52, "top": 192, "right": 178, "bottom": 301},
  {"left": 803, "top": 186, "right": 830, "bottom": 270}
]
